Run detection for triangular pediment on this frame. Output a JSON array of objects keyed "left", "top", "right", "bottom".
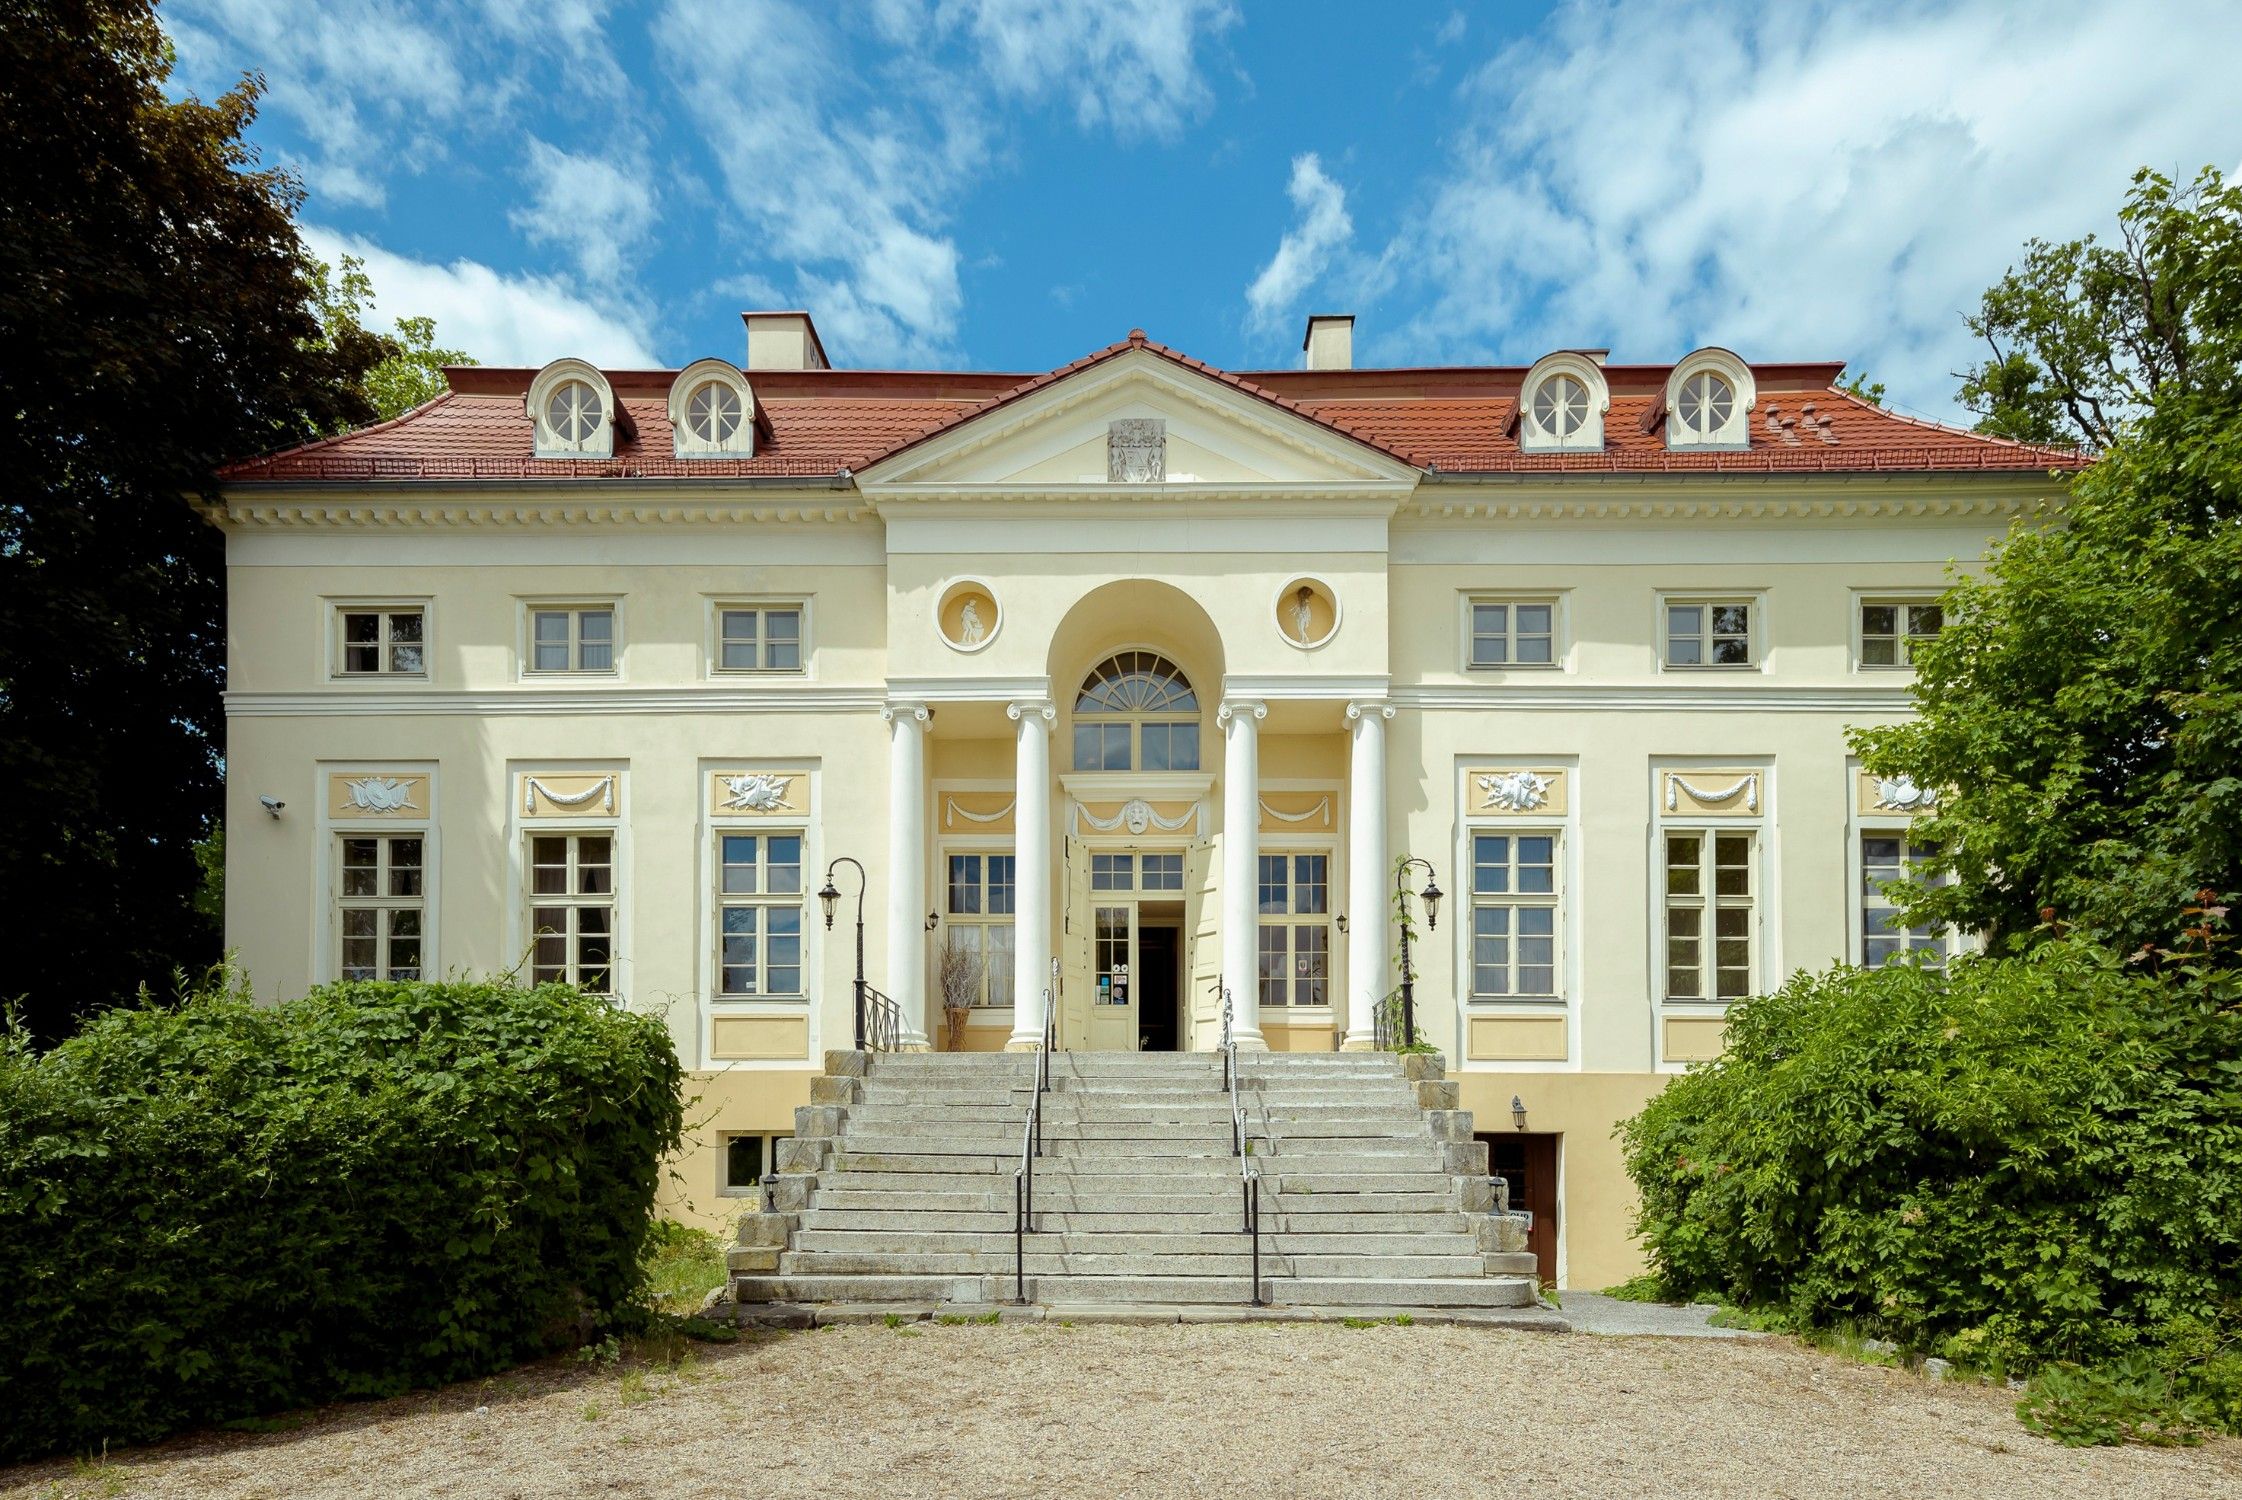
[{"left": 856, "top": 346, "right": 1419, "bottom": 494}]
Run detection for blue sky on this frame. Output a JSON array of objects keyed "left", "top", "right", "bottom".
[{"left": 168, "top": 0, "right": 2242, "bottom": 421}]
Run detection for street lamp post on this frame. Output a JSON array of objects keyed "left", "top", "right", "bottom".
[
  {"left": 817, "top": 856, "right": 868, "bottom": 1050},
  {"left": 1393, "top": 856, "right": 1445, "bottom": 1049}
]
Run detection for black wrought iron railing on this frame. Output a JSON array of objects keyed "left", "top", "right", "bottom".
[
  {"left": 1013, "top": 983, "right": 1055, "bottom": 1304},
  {"left": 1219, "top": 986, "right": 1264, "bottom": 1308},
  {"left": 1371, "top": 991, "right": 1410, "bottom": 1052},
  {"left": 855, "top": 980, "right": 907, "bottom": 1052}
]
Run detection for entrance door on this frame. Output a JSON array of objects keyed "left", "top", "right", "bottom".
[
  {"left": 1481, "top": 1132, "right": 1561, "bottom": 1286},
  {"left": 1135, "top": 923, "right": 1181, "bottom": 1051},
  {"left": 1086, "top": 903, "right": 1137, "bottom": 1051}
]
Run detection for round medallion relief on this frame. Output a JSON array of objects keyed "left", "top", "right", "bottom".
[
  {"left": 937, "top": 580, "right": 1001, "bottom": 653},
  {"left": 1274, "top": 577, "right": 1339, "bottom": 650}
]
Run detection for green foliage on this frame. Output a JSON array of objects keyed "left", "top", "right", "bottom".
[
  {"left": 639, "top": 1220, "right": 726, "bottom": 1317},
  {"left": 0, "top": 975, "right": 684, "bottom": 1463},
  {"left": 0, "top": 0, "right": 393, "bottom": 1044},
  {"left": 1957, "top": 165, "right": 2242, "bottom": 450},
  {"left": 2017, "top": 1356, "right": 2211, "bottom": 1447},
  {"left": 1601, "top": 1272, "right": 1681, "bottom": 1304},
  {"left": 308, "top": 253, "right": 477, "bottom": 421},
  {"left": 1837, "top": 370, "right": 1886, "bottom": 407},
  {"left": 1618, "top": 939, "right": 2242, "bottom": 1378}
]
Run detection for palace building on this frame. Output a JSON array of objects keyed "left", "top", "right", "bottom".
[{"left": 212, "top": 312, "right": 2082, "bottom": 1289}]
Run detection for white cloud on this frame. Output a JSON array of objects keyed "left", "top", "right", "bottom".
[
  {"left": 303, "top": 227, "right": 660, "bottom": 368},
  {"left": 926, "top": 0, "right": 1239, "bottom": 141},
  {"left": 510, "top": 139, "right": 659, "bottom": 288},
  {"left": 1244, "top": 154, "right": 1355, "bottom": 333},
  {"left": 1370, "top": 0, "right": 2242, "bottom": 418}
]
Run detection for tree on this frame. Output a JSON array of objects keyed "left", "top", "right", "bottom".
[
  {"left": 1837, "top": 370, "right": 1886, "bottom": 407},
  {"left": 1957, "top": 167, "right": 2242, "bottom": 450},
  {"left": 1855, "top": 166, "right": 2242, "bottom": 963},
  {"left": 0, "top": 0, "right": 390, "bottom": 1042},
  {"left": 310, "top": 254, "right": 476, "bottom": 422}
]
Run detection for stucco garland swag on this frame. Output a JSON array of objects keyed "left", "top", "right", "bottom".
[
  {"left": 524, "top": 775, "right": 617, "bottom": 814},
  {"left": 1666, "top": 773, "right": 1759, "bottom": 813},
  {"left": 945, "top": 797, "right": 1016, "bottom": 827},
  {"left": 1259, "top": 797, "right": 1331, "bottom": 824},
  {"left": 1080, "top": 797, "right": 1195, "bottom": 835}
]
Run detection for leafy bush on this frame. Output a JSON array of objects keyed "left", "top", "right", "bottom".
[
  {"left": 1618, "top": 939, "right": 2242, "bottom": 1381},
  {"left": 0, "top": 975, "right": 684, "bottom": 1462}
]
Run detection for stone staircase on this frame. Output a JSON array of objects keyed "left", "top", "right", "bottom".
[{"left": 725, "top": 1050, "right": 1541, "bottom": 1315}]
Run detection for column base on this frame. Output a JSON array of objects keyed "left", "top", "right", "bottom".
[
  {"left": 1002, "top": 1038, "right": 1042, "bottom": 1053},
  {"left": 1339, "top": 1034, "right": 1379, "bottom": 1052},
  {"left": 895, "top": 1038, "right": 933, "bottom": 1053},
  {"left": 1230, "top": 1031, "right": 1270, "bottom": 1053}
]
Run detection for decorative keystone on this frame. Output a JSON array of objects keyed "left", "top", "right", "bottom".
[
  {"left": 1443, "top": 1139, "right": 1490, "bottom": 1176},
  {"left": 810, "top": 1075, "right": 862, "bottom": 1105},
  {"left": 1400, "top": 1052, "right": 1449, "bottom": 1082},
  {"left": 1425, "top": 1109, "right": 1474, "bottom": 1143},
  {"left": 793, "top": 1103, "right": 849, "bottom": 1138},
  {"left": 734, "top": 1211, "right": 797, "bottom": 1248},
  {"left": 1414, "top": 1080, "right": 1459, "bottom": 1110},
  {"left": 823, "top": 1049, "right": 870, "bottom": 1078}
]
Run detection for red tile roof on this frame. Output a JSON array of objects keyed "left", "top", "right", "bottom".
[{"left": 216, "top": 337, "right": 2089, "bottom": 484}]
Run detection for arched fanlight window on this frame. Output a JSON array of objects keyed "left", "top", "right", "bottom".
[
  {"left": 1665, "top": 349, "right": 1755, "bottom": 449},
  {"left": 546, "top": 380, "right": 602, "bottom": 443},
  {"left": 1517, "top": 352, "right": 1608, "bottom": 453},
  {"left": 668, "top": 358, "right": 757, "bottom": 458},
  {"left": 1531, "top": 373, "right": 1590, "bottom": 439},
  {"left": 526, "top": 358, "right": 617, "bottom": 459},
  {"left": 1073, "top": 651, "right": 1199, "bottom": 771}
]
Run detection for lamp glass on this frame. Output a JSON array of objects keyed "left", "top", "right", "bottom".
[
  {"left": 1421, "top": 878, "right": 1444, "bottom": 929},
  {"left": 817, "top": 880, "right": 840, "bottom": 928}
]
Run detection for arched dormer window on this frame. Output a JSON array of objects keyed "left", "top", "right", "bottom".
[
  {"left": 1072, "top": 651, "right": 1199, "bottom": 772},
  {"left": 1518, "top": 352, "right": 1609, "bottom": 453},
  {"left": 1665, "top": 348, "right": 1756, "bottom": 449},
  {"left": 526, "top": 358, "right": 616, "bottom": 459},
  {"left": 668, "top": 357, "right": 756, "bottom": 459}
]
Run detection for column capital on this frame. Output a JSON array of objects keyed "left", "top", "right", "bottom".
[
  {"left": 1216, "top": 698, "right": 1268, "bottom": 727},
  {"left": 881, "top": 700, "right": 931, "bottom": 725},
  {"left": 1005, "top": 698, "right": 1057, "bottom": 725},
  {"left": 1344, "top": 699, "right": 1397, "bottom": 722}
]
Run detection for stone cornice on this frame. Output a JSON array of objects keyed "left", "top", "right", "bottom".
[
  {"left": 226, "top": 685, "right": 887, "bottom": 718},
  {"left": 202, "top": 496, "right": 871, "bottom": 529},
  {"left": 1400, "top": 475, "right": 2064, "bottom": 525}
]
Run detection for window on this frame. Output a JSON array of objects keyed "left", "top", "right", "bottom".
[
  {"left": 1094, "top": 906, "right": 1131, "bottom": 1005},
  {"left": 1469, "top": 833, "right": 1558, "bottom": 998},
  {"left": 528, "top": 359, "right": 615, "bottom": 458},
  {"left": 1674, "top": 371, "right": 1736, "bottom": 441},
  {"left": 1862, "top": 834, "right": 1951, "bottom": 966},
  {"left": 944, "top": 853, "right": 1016, "bottom": 1006},
  {"left": 336, "top": 606, "right": 426, "bottom": 676},
  {"left": 717, "top": 605, "right": 803, "bottom": 673},
  {"left": 1257, "top": 852, "right": 1330, "bottom": 1007},
  {"left": 684, "top": 381, "right": 744, "bottom": 445},
  {"left": 1141, "top": 853, "right": 1184, "bottom": 891},
  {"left": 721, "top": 1132, "right": 793, "bottom": 1195},
  {"left": 1071, "top": 651, "right": 1199, "bottom": 772},
  {"left": 1519, "top": 354, "right": 1609, "bottom": 452},
  {"left": 1665, "top": 831, "right": 1753, "bottom": 1001},
  {"left": 669, "top": 360, "right": 756, "bottom": 459},
  {"left": 1468, "top": 599, "right": 1556, "bottom": 668},
  {"left": 1860, "top": 601, "right": 1942, "bottom": 667},
  {"left": 1666, "top": 600, "right": 1754, "bottom": 667},
  {"left": 1531, "top": 373, "right": 1589, "bottom": 439},
  {"left": 528, "top": 606, "right": 614, "bottom": 674},
  {"left": 337, "top": 834, "right": 424, "bottom": 980},
  {"left": 529, "top": 833, "right": 615, "bottom": 995},
  {"left": 718, "top": 833, "right": 803, "bottom": 997},
  {"left": 545, "top": 380, "right": 600, "bottom": 444}
]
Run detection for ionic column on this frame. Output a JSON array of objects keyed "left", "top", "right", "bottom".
[
  {"left": 1005, "top": 699, "right": 1056, "bottom": 1051},
  {"left": 883, "top": 701, "right": 932, "bottom": 1050},
  {"left": 1218, "top": 698, "right": 1268, "bottom": 1051},
  {"left": 1344, "top": 700, "right": 1396, "bottom": 1051}
]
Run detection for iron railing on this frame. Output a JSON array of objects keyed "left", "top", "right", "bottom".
[
  {"left": 855, "top": 980, "right": 907, "bottom": 1052},
  {"left": 1371, "top": 992, "right": 1410, "bottom": 1052},
  {"left": 1013, "top": 984, "right": 1055, "bottom": 1304},
  {"left": 1219, "top": 986, "right": 1264, "bottom": 1307}
]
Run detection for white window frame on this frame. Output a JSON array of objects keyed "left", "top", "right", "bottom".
[
  {"left": 1663, "top": 347, "right": 1756, "bottom": 450},
  {"left": 520, "top": 600, "right": 620, "bottom": 678},
  {"left": 1853, "top": 592, "right": 1946, "bottom": 672},
  {"left": 1255, "top": 847, "right": 1333, "bottom": 1009},
  {"left": 1659, "top": 825, "right": 1759, "bottom": 1005},
  {"left": 1517, "top": 351, "right": 1610, "bottom": 453},
  {"left": 526, "top": 358, "right": 616, "bottom": 459},
  {"left": 1461, "top": 593, "right": 1565, "bottom": 672},
  {"left": 708, "top": 597, "right": 810, "bottom": 677},
  {"left": 1069, "top": 649, "right": 1203, "bottom": 774},
  {"left": 669, "top": 358, "right": 756, "bottom": 459},
  {"left": 328, "top": 599, "right": 431, "bottom": 680},
  {"left": 713, "top": 829, "right": 807, "bottom": 1001},
  {"left": 718, "top": 1131, "right": 793, "bottom": 1196},
  {"left": 1465, "top": 829, "right": 1563, "bottom": 1002},
  {"left": 942, "top": 848, "right": 1018, "bottom": 1009},
  {"left": 526, "top": 829, "right": 620, "bottom": 997},
  {"left": 334, "top": 831, "right": 429, "bottom": 982},
  {"left": 1660, "top": 593, "right": 1763, "bottom": 670}
]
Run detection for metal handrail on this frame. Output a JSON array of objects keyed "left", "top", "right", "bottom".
[
  {"left": 856, "top": 981, "right": 907, "bottom": 1052},
  {"left": 1013, "top": 983, "right": 1055, "bottom": 1304},
  {"left": 1219, "top": 986, "right": 1265, "bottom": 1307}
]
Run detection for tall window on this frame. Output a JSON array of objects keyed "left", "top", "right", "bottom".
[
  {"left": 1469, "top": 833, "right": 1557, "bottom": 998},
  {"left": 337, "top": 834, "right": 424, "bottom": 980},
  {"left": 1861, "top": 834, "right": 1951, "bottom": 965},
  {"left": 529, "top": 833, "right": 615, "bottom": 994},
  {"left": 1468, "top": 599, "right": 1556, "bottom": 668},
  {"left": 336, "top": 606, "right": 426, "bottom": 676},
  {"left": 718, "top": 833, "right": 803, "bottom": 997},
  {"left": 945, "top": 853, "right": 1016, "bottom": 1006},
  {"left": 1665, "top": 600, "right": 1754, "bottom": 667},
  {"left": 717, "top": 605, "right": 803, "bottom": 672},
  {"left": 1664, "top": 831, "right": 1753, "bottom": 1001},
  {"left": 1860, "top": 601, "right": 1942, "bottom": 667},
  {"left": 1257, "top": 852, "right": 1330, "bottom": 1006},
  {"left": 529, "top": 606, "right": 614, "bottom": 673},
  {"left": 1072, "top": 652, "right": 1199, "bottom": 771}
]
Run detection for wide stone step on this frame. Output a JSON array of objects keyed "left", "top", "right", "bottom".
[
  {"left": 797, "top": 1208, "right": 1473, "bottom": 1234},
  {"left": 734, "top": 1271, "right": 1533, "bottom": 1310},
  {"left": 844, "top": 1103, "right": 1425, "bottom": 1125},
  {"left": 794, "top": 1229, "right": 1482, "bottom": 1256},
  {"left": 779, "top": 1249, "right": 1492, "bottom": 1278}
]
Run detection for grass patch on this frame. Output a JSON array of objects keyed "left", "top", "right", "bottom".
[{"left": 642, "top": 1220, "right": 727, "bottom": 1316}]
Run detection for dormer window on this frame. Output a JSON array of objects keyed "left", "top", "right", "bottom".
[
  {"left": 526, "top": 359, "right": 617, "bottom": 459},
  {"left": 1665, "top": 349, "right": 1755, "bottom": 449},
  {"left": 667, "top": 358, "right": 757, "bottom": 458},
  {"left": 1518, "top": 352, "right": 1609, "bottom": 453}
]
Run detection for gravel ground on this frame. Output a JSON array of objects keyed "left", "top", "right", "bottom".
[{"left": 6, "top": 1324, "right": 2238, "bottom": 1500}]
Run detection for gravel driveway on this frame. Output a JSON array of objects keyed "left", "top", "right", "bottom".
[{"left": 6, "top": 1323, "right": 2237, "bottom": 1500}]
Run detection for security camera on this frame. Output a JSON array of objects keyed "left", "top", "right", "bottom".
[{"left": 259, "top": 796, "right": 285, "bottom": 817}]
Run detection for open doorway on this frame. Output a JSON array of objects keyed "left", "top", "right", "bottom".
[
  {"left": 1134, "top": 921, "right": 1181, "bottom": 1051},
  {"left": 1479, "top": 1131, "right": 1561, "bottom": 1286}
]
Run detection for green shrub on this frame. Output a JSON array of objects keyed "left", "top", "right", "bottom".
[
  {"left": 0, "top": 975, "right": 683, "bottom": 1462},
  {"left": 1618, "top": 940, "right": 2242, "bottom": 1377}
]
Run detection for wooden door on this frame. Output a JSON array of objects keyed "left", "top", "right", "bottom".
[
  {"left": 1086, "top": 902, "right": 1137, "bottom": 1051},
  {"left": 1483, "top": 1132, "right": 1561, "bottom": 1287},
  {"left": 1059, "top": 835, "right": 1093, "bottom": 1049},
  {"left": 1182, "top": 838, "right": 1216, "bottom": 1048}
]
